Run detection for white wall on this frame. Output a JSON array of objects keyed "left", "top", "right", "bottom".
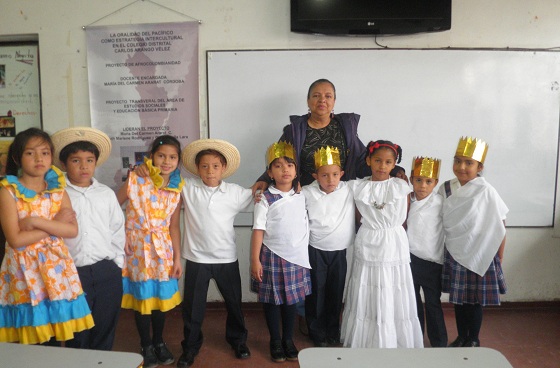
[{"left": 1, "top": 0, "right": 559, "bottom": 302}]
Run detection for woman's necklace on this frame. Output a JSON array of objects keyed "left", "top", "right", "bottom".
[{"left": 371, "top": 182, "right": 389, "bottom": 210}]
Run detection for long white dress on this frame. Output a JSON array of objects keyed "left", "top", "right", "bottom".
[{"left": 341, "top": 177, "right": 424, "bottom": 348}]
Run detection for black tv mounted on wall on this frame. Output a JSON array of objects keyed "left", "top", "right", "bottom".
[{"left": 291, "top": 0, "right": 452, "bottom": 36}]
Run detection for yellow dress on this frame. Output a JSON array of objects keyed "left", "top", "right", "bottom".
[
  {"left": 0, "top": 166, "right": 94, "bottom": 344},
  {"left": 121, "top": 159, "right": 184, "bottom": 314}
]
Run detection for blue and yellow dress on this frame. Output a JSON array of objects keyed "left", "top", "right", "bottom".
[
  {"left": 0, "top": 166, "right": 94, "bottom": 344},
  {"left": 121, "top": 159, "right": 184, "bottom": 314}
]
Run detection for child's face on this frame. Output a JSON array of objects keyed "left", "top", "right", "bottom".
[
  {"left": 312, "top": 164, "right": 344, "bottom": 194},
  {"left": 411, "top": 176, "right": 438, "bottom": 201},
  {"left": 151, "top": 144, "right": 180, "bottom": 176},
  {"left": 21, "top": 137, "right": 52, "bottom": 178},
  {"left": 453, "top": 155, "right": 482, "bottom": 185},
  {"left": 366, "top": 148, "right": 396, "bottom": 181},
  {"left": 268, "top": 157, "right": 296, "bottom": 186},
  {"left": 62, "top": 150, "right": 96, "bottom": 187},
  {"left": 197, "top": 153, "right": 226, "bottom": 187}
]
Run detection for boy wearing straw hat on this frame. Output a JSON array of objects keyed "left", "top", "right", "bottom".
[
  {"left": 407, "top": 156, "right": 447, "bottom": 347},
  {"left": 51, "top": 127, "right": 126, "bottom": 351}
]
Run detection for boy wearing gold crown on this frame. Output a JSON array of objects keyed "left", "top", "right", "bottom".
[
  {"left": 438, "top": 137, "right": 508, "bottom": 348},
  {"left": 250, "top": 142, "right": 311, "bottom": 362},
  {"left": 407, "top": 157, "right": 447, "bottom": 347},
  {"left": 301, "top": 146, "right": 355, "bottom": 347}
]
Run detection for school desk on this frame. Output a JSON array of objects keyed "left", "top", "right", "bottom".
[
  {"left": 0, "top": 342, "right": 143, "bottom": 367},
  {"left": 298, "top": 346, "right": 514, "bottom": 368}
]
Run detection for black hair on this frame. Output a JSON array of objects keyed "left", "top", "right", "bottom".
[
  {"left": 149, "top": 135, "right": 181, "bottom": 156},
  {"left": 390, "top": 165, "right": 405, "bottom": 177},
  {"left": 366, "top": 140, "right": 403, "bottom": 164},
  {"left": 6, "top": 128, "right": 54, "bottom": 176},
  {"left": 267, "top": 156, "right": 298, "bottom": 191},
  {"left": 307, "top": 78, "right": 336, "bottom": 99},
  {"left": 59, "top": 141, "right": 99, "bottom": 165},
  {"left": 195, "top": 149, "right": 227, "bottom": 166}
]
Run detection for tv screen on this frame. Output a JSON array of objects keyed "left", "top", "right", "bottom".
[{"left": 291, "top": 0, "right": 452, "bottom": 35}]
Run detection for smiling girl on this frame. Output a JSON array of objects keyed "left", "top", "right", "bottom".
[
  {"left": 117, "top": 135, "right": 184, "bottom": 367},
  {"left": 341, "top": 140, "right": 423, "bottom": 349}
]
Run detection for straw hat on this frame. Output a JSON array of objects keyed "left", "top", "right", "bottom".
[
  {"left": 51, "top": 127, "right": 112, "bottom": 168},
  {"left": 181, "top": 139, "right": 240, "bottom": 178}
]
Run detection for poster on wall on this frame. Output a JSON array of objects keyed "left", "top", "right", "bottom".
[
  {"left": 86, "top": 22, "right": 199, "bottom": 189},
  {"left": 0, "top": 43, "right": 41, "bottom": 176}
]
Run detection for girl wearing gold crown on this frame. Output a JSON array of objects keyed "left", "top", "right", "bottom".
[
  {"left": 341, "top": 140, "right": 423, "bottom": 349},
  {"left": 438, "top": 137, "right": 508, "bottom": 348},
  {"left": 250, "top": 142, "right": 311, "bottom": 362}
]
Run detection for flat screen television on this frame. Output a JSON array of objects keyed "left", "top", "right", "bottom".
[{"left": 291, "top": 0, "right": 452, "bottom": 36}]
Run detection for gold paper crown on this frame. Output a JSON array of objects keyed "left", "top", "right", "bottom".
[
  {"left": 314, "top": 146, "right": 341, "bottom": 170},
  {"left": 266, "top": 141, "right": 296, "bottom": 167},
  {"left": 455, "top": 136, "right": 488, "bottom": 164},
  {"left": 411, "top": 156, "right": 441, "bottom": 179}
]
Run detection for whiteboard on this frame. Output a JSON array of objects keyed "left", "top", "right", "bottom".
[{"left": 207, "top": 49, "right": 560, "bottom": 227}]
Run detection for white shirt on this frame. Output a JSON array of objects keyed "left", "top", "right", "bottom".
[
  {"left": 253, "top": 186, "right": 310, "bottom": 268},
  {"left": 302, "top": 181, "right": 355, "bottom": 251},
  {"left": 182, "top": 177, "right": 253, "bottom": 263},
  {"left": 407, "top": 192, "right": 445, "bottom": 264},
  {"left": 64, "top": 175, "right": 126, "bottom": 268},
  {"left": 438, "top": 177, "right": 508, "bottom": 276},
  {"left": 349, "top": 177, "right": 411, "bottom": 265}
]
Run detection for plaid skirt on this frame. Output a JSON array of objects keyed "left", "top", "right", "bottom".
[
  {"left": 250, "top": 244, "right": 311, "bottom": 306},
  {"left": 442, "top": 248, "right": 507, "bottom": 306}
]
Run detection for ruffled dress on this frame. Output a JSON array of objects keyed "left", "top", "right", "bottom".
[
  {"left": 0, "top": 166, "right": 94, "bottom": 344},
  {"left": 341, "top": 177, "right": 423, "bottom": 348},
  {"left": 121, "top": 159, "right": 184, "bottom": 314}
]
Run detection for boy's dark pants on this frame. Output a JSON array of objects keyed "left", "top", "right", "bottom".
[
  {"left": 66, "top": 259, "right": 123, "bottom": 350},
  {"left": 181, "top": 260, "right": 247, "bottom": 354},
  {"left": 305, "top": 247, "right": 347, "bottom": 344},
  {"left": 410, "top": 253, "right": 448, "bottom": 347}
]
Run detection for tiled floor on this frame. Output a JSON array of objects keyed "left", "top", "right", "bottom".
[{"left": 113, "top": 303, "right": 560, "bottom": 368}]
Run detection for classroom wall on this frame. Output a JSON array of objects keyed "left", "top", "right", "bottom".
[{"left": 1, "top": 0, "right": 559, "bottom": 302}]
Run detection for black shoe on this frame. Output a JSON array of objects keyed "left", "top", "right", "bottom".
[
  {"left": 462, "top": 338, "right": 480, "bottom": 347},
  {"left": 282, "top": 340, "right": 299, "bottom": 361},
  {"left": 326, "top": 337, "right": 341, "bottom": 346},
  {"left": 154, "top": 342, "right": 175, "bottom": 365},
  {"left": 270, "top": 340, "right": 286, "bottom": 363},
  {"left": 141, "top": 345, "right": 159, "bottom": 368},
  {"left": 177, "top": 350, "right": 197, "bottom": 368},
  {"left": 448, "top": 336, "right": 467, "bottom": 347},
  {"left": 232, "top": 343, "right": 251, "bottom": 359},
  {"left": 313, "top": 339, "right": 328, "bottom": 347}
]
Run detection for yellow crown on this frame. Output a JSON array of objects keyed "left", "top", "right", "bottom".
[
  {"left": 455, "top": 136, "right": 488, "bottom": 164},
  {"left": 266, "top": 141, "right": 296, "bottom": 167},
  {"left": 314, "top": 146, "right": 341, "bottom": 170},
  {"left": 411, "top": 157, "right": 441, "bottom": 179}
]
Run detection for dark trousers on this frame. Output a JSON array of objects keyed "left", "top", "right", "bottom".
[
  {"left": 181, "top": 260, "right": 247, "bottom": 354},
  {"left": 410, "top": 253, "right": 448, "bottom": 347},
  {"left": 66, "top": 259, "right": 123, "bottom": 351},
  {"left": 305, "top": 247, "right": 347, "bottom": 343}
]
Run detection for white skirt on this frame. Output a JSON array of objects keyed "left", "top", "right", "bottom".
[{"left": 341, "top": 258, "right": 424, "bottom": 348}]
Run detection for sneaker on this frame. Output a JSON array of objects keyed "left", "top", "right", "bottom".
[
  {"left": 154, "top": 342, "right": 175, "bottom": 365},
  {"left": 270, "top": 340, "right": 286, "bottom": 363},
  {"left": 177, "top": 350, "right": 197, "bottom": 368},
  {"left": 141, "top": 345, "right": 158, "bottom": 368},
  {"left": 282, "top": 339, "right": 299, "bottom": 361}
]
